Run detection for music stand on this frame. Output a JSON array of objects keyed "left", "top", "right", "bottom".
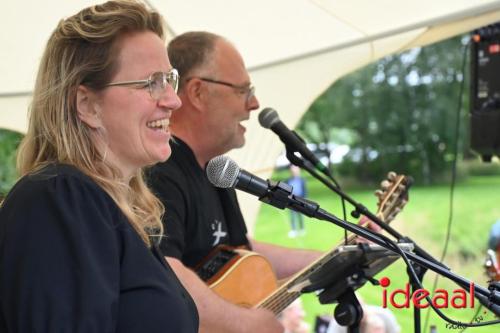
[{"left": 295, "top": 243, "right": 414, "bottom": 333}]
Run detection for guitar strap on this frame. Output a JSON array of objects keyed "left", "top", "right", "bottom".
[{"left": 216, "top": 187, "right": 252, "bottom": 250}]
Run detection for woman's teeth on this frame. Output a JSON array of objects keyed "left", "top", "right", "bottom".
[{"left": 147, "top": 119, "right": 169, "bottom": 131}]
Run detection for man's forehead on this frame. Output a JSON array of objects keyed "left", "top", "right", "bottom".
[{"left": 214, "top": 40, "right": 250, "bottom": 82}]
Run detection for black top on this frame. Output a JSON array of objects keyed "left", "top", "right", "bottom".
[
  {"left": 147, "top": 137, "right": 249, "bottom": 268},
  {"left": 0, "top": 164, "right": 198, "bottom": 333}
]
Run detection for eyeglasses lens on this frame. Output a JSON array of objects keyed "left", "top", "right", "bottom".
[{"left": 150, "top": 70, "right": 179, "bottom": 100}]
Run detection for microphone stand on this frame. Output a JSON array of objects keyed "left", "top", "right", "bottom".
[
  {"left": 283, "top": 149, "right": 498, "bottom": 332},
  {"left": 258, "top": 183, "right": 500, "bottom": 312},
  {"left": 285, "top": 148, "right": 440, "bottom": 265}
]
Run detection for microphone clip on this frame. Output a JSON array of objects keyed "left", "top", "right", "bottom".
[
  {"left": 259, "top": 180, "right": 320, "bottom": 217},
  {"left": 259, "top": 180, "right": 293, "bottom": 210}
]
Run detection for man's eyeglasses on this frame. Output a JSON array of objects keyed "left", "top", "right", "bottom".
[
  {"left": 194, "top": 77, "right": 255, "bottom": 105},
  {"left": 105, "top": 69, "right": 179, "bottom": 100}
]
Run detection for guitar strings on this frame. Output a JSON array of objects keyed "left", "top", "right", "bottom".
[{"left": 261, "top": 288, "right": 301, "bottom": 314}]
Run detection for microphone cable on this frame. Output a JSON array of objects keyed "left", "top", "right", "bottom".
[
  {"left": 423, "top": 37, "right": 471, "bottom": 333},
  {"left": 459, "top": 304, "right": 483, "bottom": 333}
]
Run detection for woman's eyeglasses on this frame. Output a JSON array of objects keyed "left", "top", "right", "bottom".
[{"left": 105, "top": 69, "right": 179, "bottom": 100}]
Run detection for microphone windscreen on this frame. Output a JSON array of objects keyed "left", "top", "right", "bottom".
[
  {"left": 258, "top": 108, "right": 280, "bottom": 129},
  {"left": 206, "top": 155, "right": 240, "bottom": 189}
]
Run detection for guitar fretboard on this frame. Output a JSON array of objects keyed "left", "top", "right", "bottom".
[{"left": 257, "top": 233, "right": 359, "bottom": 314}]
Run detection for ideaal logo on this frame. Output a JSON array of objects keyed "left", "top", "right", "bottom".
[{"left": 379, "top": 277, "right": 475, "bottom": 309}]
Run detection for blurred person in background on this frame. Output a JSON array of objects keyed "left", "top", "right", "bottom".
[{"left": 285, "top": 165, "right": 308, "bottom": 238}]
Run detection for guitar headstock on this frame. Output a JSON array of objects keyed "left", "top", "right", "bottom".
[{"left": 374, "top": 172, "right": 412, "bottom": 223}]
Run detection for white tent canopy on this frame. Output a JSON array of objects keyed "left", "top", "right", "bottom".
[{"left": 2, "top": 0, "right": 500, "bottom": 228}]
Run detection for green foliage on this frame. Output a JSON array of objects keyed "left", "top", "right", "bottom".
[
  {"left": 254, "top": 174, "right": 500, "bottom": 332},
  {"left": 0, "top": 129, "right": 22, "bottom": 197},
  {"left": 298, "top": 36, "right": 471, "bottom": 185}
]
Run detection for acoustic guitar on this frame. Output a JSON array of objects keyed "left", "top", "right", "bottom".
[{"left": 195, "top": 172, "right": 411, "bottom": 314}]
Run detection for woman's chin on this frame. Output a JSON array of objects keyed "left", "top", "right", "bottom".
[{"left": 156, "top": 146, "right": 172, "bottom": 163}]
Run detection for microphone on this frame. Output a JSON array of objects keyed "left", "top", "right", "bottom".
[
  {"left": 206, "top": 155, "right": 270, "bottom": 198},
  {"left": 206, "top": 155, "right": 319, "bottom": 216},
  {"left": 258, "top": 108, "right": 329, "bottom": 174}
]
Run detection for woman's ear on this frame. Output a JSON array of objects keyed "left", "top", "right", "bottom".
[{"left": 76, "top": 85, "right": 103, "bottom": 129}]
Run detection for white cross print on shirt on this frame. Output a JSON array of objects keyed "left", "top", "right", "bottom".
[{"left": 211, "top": 220, "right": 227, "bottom": 246}]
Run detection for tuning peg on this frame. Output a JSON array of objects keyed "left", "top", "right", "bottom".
[
  {"left": 387, "top": 171, "right": 397, "bottom": 180},
  {"left": 374, "top": 189, "right": 384, "bottom": 198}
]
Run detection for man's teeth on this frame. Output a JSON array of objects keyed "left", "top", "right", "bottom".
[{"left": 147, "top": 119, "right": 169, "bottom": 130}]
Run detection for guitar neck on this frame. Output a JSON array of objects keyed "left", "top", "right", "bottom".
[{"left": 257, "top": 232, "right": 360, "bottom": 315}]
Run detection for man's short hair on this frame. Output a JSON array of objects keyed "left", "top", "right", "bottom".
[{"left": 168, "top": 31, "right": 221, "bottom": 90}]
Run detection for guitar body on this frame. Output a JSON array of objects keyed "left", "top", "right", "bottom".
[{"left": 196, "top": 247, "right": 278, "bottom": 307}]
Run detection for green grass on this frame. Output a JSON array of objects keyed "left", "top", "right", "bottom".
[{"left": 254, "top": 174, "right": 500, "bottom": 332}]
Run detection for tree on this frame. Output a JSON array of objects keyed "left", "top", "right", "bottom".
[
  {"left": 0, "top": 129, "right": 23, "bottom": 196},
  {"left": 298, "top": 36, "right": 469, "bottom": 184}
]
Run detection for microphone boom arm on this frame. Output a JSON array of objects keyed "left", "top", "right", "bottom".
[{"left": 274, "top": 191, "right": 500, "bottom": 308}]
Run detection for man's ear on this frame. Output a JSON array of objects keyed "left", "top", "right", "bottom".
[
  {"left": 76, "top": 85, "right": 103, "bottom": 129},
  {"left": 183, "top": 79, "right": 207, "bottom": 112}
]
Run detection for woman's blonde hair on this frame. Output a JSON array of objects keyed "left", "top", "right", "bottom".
[{"left": 17, "top": 0, "right": 166, "bottom": 246}]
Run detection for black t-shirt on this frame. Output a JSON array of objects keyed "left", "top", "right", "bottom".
[
  {"left": 147, "top": 137, "right": 249, "bottom": 268},
  {"left": 0, "top": 164, "right": 198, "bottom": 333}
]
